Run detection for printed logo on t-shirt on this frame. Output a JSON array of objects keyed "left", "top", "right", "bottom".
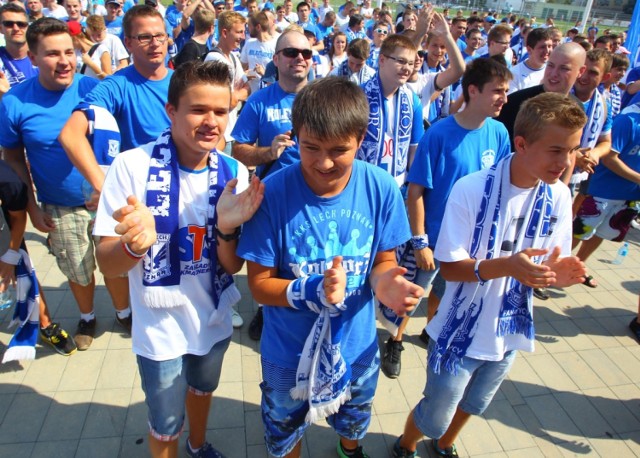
[
  {"left": 266, "top": 107, "right": 291, "bottom": 123},
  {"left": 288, "top": 208, "right": 374, "bottom": 297},
  {"left": 179, "top": 224, "right": 212, "bottom": 276},
  {"left": 480, "top": 149, "right": 497, "bottom": 169}
]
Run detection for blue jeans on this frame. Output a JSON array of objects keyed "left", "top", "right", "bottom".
[
  {"left": 137, "top": 337, "right": 231, "bottom": 440},
  {"left": 413, "top": 341, "right": 516, "bottom": 439}
]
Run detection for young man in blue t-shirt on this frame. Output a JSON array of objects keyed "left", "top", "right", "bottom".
[
  {"left": 237, "top": 77, "right": 424, "bottom": 458},
  {"left": 0, "top": 18, "right": 110, "bottom": 350},
  {"left": 0, "top": 3, "right": 39, "bottom": 94},
  {"left": 383, "top": 58, "right": 513, "bottom": 379}
]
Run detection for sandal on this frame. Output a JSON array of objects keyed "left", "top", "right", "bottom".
[
  {"left": 432, "top": 439, "right": 459, "bottom": 458},
  {"left": 582, "top": 275, "right": 598, "bottom": 288}
]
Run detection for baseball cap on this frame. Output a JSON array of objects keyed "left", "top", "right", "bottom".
[
  {"left": 67, "top": 20, "right": 83, "bottom": 36},
  {"left": 145, "top": 0, "right": 158, "bottom": 6},
  {"left": 484, "top": 15, "right": 496, "bottom": 23}
]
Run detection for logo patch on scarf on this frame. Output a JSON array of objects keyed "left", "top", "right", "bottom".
[{"left": 144, "top": 233, "right": 172, "bottom": 283}]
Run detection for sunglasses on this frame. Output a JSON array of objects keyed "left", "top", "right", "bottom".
[
  {"left": 2, "top": 20, "right": 28, "bottom": 29},
  {"left": 417, "top": 50, "right": 427, "bottom": 58},
  {"left": 374, "top": 28, "right": 388, "bottom": 35},
  {"left": 277, "top": 47, "right": 312, "bottom": 59}
]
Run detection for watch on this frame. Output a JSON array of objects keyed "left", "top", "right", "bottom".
[{"left": 215, "top": 225, "right": 241, "bottom": 241}]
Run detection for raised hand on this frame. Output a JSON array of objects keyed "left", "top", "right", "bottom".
[
  {"left": 216, "top": 175, "right": 265, "bottom": 231},
  {"left": 270, "top": 130, "right": 295, "bottom": 161},
  {"left": 324, "top": 256, "right": 346, "bottom": 305},
  {"left": 375, "top": 266, "right": 425, "bottom": 317},
  {"left": 112, "top": 195, "right": 157, "bottom": 255}
]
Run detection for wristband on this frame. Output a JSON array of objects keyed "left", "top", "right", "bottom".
[
  {"left": 474, "top": 258, "right": 487, "bottom": 284},
  {"left": 409, "top": 234, "right": 429, "bottom": 250},
  {"left": 286, "top": 275, "right": 346, "bottom": 314},
  {"left": 122, "top": 242, "right": 146, "bottom": 260},
  {"left": 215, "top": 225, "right": 241, "bottom": 242},
  {"left": 0, "top": 249, "right": 20, "bottom": 265}
]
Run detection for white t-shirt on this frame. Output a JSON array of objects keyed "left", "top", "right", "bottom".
[
  {"left": 406, "top": 71, "right": 438, "bottom": 121},
  {"left": 508, "top": 60, "right": 545, "bottom": 94},
  {"left": 93, "top": 144, "right": 249, "bottom": 361},
  {"left": 204, "top": 50, "right": 245, "bottom": 141},
  {"left": 430, "top": 169, "right": 573, "bottom": 360},
  {"left": 75, "top": 43, "right": 110, "bottom": 79},
  {"left": 240, "top": 36, "right": 277, "bottom": 94},
  {"left": 99, "top": 33, "right": 129, "bottom": 70}
]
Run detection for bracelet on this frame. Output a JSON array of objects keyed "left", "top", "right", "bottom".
[
  {"left": 474, "top": 258, "right": 487, "bottom": 284},
  {"left": 409, "top": 234, "right": 429, "bottom": 250},
  {"left": 121, "top": 242, "right": 146, "bottom": 260},
  {"left": 0, "top": 249, "right": 20, "bottom": 265},
  {"left": 215, "top": 225, "right": 241, "bottom": 242}
]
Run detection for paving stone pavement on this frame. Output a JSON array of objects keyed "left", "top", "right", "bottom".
[{"left": 0, "top": 224, "right": 639, "bottom": 458}]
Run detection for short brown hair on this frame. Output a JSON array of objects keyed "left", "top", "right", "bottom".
[
  {"left": 380, "top": 33, "right": 417, "bottom": 56},
  {"left": 514, "top": 92, "right": 586, "bottom": 142}
]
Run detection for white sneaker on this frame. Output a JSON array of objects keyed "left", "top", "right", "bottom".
[{"left": 231, "top": 308, "right": 244, "bottom": 328}]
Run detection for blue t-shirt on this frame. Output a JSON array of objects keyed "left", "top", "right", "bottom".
[
  {"left": 237, "top": 160, "right": 410, "bottom": 368},
  {"left": 231, "top": 82, "right": 299, "bottom": 177},
  {"left": 622, "top": 67, "right": 640, "bottom": 109},
  {"left": 105, "top": 16, "right": 123, "bottom": 38},
  {"left": 165, "top": 5, "right": 194, "bottom": 52},
  {"left": 0, "top": 48, "right": 38, "bottom": 87},
  {"left": 0, "top": 75, "right": 99, "bottom": 206},
  {"left": 588, "top": 105, "right": 640, "bottom": 200},
  {"left": 81, "top": 65, "right": 172, "bottom": 151},
  {"left": 407, "top": 116, "right": 511, "bottom": 245}
]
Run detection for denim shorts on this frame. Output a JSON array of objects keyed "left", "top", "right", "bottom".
[
  {"left": 136, "top": 337, "right": 231, "bottom": 441},
  {"left": 260, "top": 348, "right": 380, "bottom": 457},
  {"left": 413, "top": 341, "right": 516, "bottom": 439}
]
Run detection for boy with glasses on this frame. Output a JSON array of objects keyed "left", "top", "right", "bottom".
[{"left": 366, "top": 20, "right": 389, "bottom": 68}]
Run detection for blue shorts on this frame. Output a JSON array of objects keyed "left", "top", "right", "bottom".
[
  {"left": 413, "top": 341, "right": 516, "bottom": 439},
  {"left": 260, "top": 347, "right": 380, "bottom": 457},
  {"left": 136, "top": 337, "right": 231, "bottom": 441}
]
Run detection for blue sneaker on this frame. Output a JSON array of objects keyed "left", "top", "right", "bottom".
[{"left": 186, "top": 440, "right": 226, "bottom": 458}]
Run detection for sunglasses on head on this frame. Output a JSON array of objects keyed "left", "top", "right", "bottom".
[
  {"left": 2, "top": 20, "right": 28, "bottom": 29},
  {"left": 374, "top": 28, "right": 388, "bottom": 35},
  {"left": 277, "top": 47, "right": 312, "bottom": 59}
]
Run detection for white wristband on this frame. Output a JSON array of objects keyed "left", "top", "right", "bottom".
[{"left": 0, "top": 249, "right": 20, "bottom": 265}]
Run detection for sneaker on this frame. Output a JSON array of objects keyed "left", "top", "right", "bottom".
[
  {"left": 186, "top": 440, "right": 226, "bottom": 458},
  {"left": 115, "top": 313, "right": 132, "bottom": 335},
  {"left": 629, "top": 318, "right": 640, "bottom": 343},
  {"left": 533, "top": 287, "right": 550, "bottom": 300},
  {"left": 248, "top": 307, "right": 263, "bottom": 341},
  {"left": 381, "top": 337, "right": 404, "bottom": 379},
  {"left": 74, "top": 318, "right": 96, "bottom": 351},
  {"left": 231, "top": 308, "right": 243, "bottom": 328},
  {"left": 392, "top": 436, "right": 416, "bottom": 458},
  {"left": 419, "top": 328, "right": 430, "bottom": 346},
  {"left": 40, "top": 323, "right": 77, "bottom": 356},
  {"left": 337, "top": 440, "right": 369, "bottom": 458},
  {"left": 431, "top": 439, "right": 459, "bottom": 458}
]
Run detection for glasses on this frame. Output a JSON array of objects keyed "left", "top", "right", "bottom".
[
  {"left": 2, "top": 20, "right": 28, "bottom": 29},
  {"left": 374, "top": 28, "right": 388, "bottom": 35},
  {"left": 417, "top": 50, "right": 427, "bottom": 58},
  {"left": 494, "top": 40, "right": 510, "bottom": 45},
  {"left": 277, "top": 47, "right": 313, "bottom": 59},
  {"left": 130, "top": 33, "right": 168, "bottom": 45},
  {"left": 383, "top": 54, "right": 414, "bottom": 68}
]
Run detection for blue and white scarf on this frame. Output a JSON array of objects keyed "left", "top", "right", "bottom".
[
  {"left": 571, "top": 87, "right": 606, "bottom": 184},
  {"left": 2, "top": 249, "right": 40, "bottom": 363},
  {"left": 76, "top": 102, "right": 121, "bottom": 166},
  {"left": 375, "top": 242, "right": 418, "bottom": 336},
  {"left": 142, "top": 129, "right": 240, "bottom": 323},
  {"left": 289, "top": 282, "right": 351, "bottom": 423},
  {"left": 428, "top": 156, "right": 552, "bottom": 375},
  {"left": 333, "top": 59, "right": 376, "bottom": 85},
  {"left": 358, "top": 74, "right": 413, "bottom": 185}
]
